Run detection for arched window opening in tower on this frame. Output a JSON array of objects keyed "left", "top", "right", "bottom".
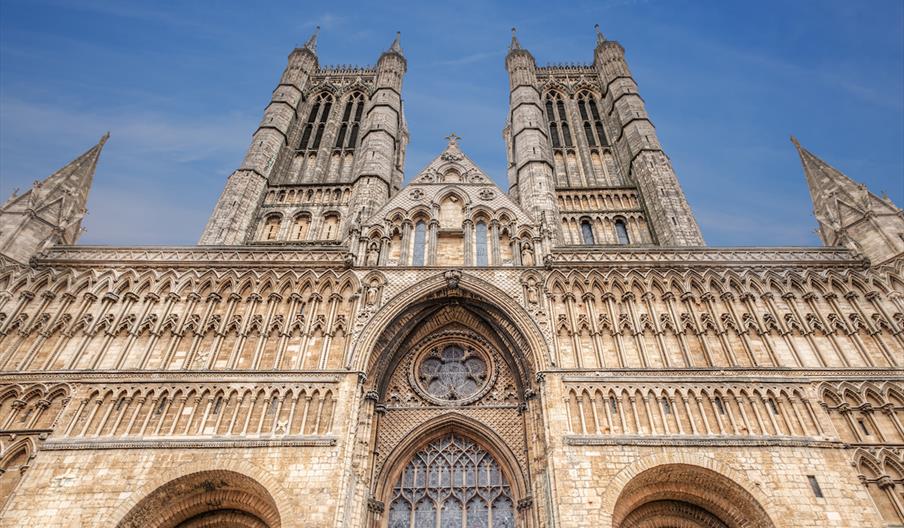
[
  {"left": 299, "top": 92, "right": 333, "bottom": 152},
  {"left": 577, "top": 92, "right": 608, "bottom": 147},
  {"left": 545, "top": 92, "right": 572, "bottom": 150},
  {"left": 475, "top": 221, "right": 489, "bottom": 266},
  {"left": 263, "top": 214, "right": 282, "bottom": 241},
  {"left": 334, "top": 92, "right": 365, "bottom": 151},
  {"left": 615, "top": 219, "right": 630, "bottom": 245},
  {"left": 412, "top": 220, "right": 427, "bottom": 266},
  {"left": 581, "top": 219, "right": 595, "bottom": 245}
]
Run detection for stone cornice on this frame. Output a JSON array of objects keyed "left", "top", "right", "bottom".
[
  {"left": 549, "top": 246, "right": 865, "bottom": 269},
  {"left": 563, "top": 434, "right": 843, "bottom": 449},
  {"left": 42, "top": 435, "right": 338, "bottom": 450},
  {"left": 33, "top": 245, "right": 349, "bottom": 269},
  {"left": 0, "top": 370, "right": 347, "bottom": 384},
  {"left": 556, "top": 367, "right": 904, "bottom": 383}
]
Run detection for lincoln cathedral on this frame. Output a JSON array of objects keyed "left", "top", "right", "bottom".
[{"left": 0, "top": 24, "right": 902, "bottom": 528}]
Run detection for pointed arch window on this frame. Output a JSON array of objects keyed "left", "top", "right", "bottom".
[
  {"left": 614, "top": 218, "right": 630, "bottom": 245},
  {"left": 544, "top": 92, "right": 572, "bottom": 150},
  {"left": 387, "top": 433, "right": 514, "bottom": 528},
  {"left": 577, "top": 92, "right": 608, "bottom": 147},
  {"left": 298, "top": 93, "right": 333, "bottom": 152},
  {"left": 334, "top": 92, "right": 365, "bottom": 151},
  {"left": 412, "top": 220, "right": 427, "bottom": 266},
  {"left": 475, "top": 221, "right": 489, "bottom": 266},
  {"left": 580, "top": 218, "right": 595, "bottom": 245}
]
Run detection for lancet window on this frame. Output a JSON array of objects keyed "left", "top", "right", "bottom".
[
  {"left": 412, "top": 220, "right": 427, "bottom": 266},
  {"left": 576, "top": 92, "right": 608, "bottom": 147},
  {"left": 614, "top": 219, "right": 630, "bottom": 245},
  {"left": 580, "top": 219, "right": 595, "bottom": 245},
  {"left": 298, "top": 93, "right": 333, "bottom": 152},
  {"left": 475, "top": 221, "right": 489, "bottom": 266},
  {"left": 545, "top": 92, "right": 573, "bottom": 149},
  {"left": 334, "top": 92, "right": 365, "bottom": 151},
  {"left": 387, "top": 433, "right": 515, "bottom": 528}
]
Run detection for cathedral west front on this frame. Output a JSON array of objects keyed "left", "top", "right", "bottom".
[{"left": 0, "top": 24, "right": 902, "bottom": 528}]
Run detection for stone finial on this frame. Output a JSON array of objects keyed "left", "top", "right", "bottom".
[
  {"left": 510, "top": 27, "right": 521, "bottom": 50},
  {"left": 389, "top": 31, "right": 402, "bottom": 54},
  {"left": 445, "top": 133, "right": 461, "bottom": 148},
  {"left": 595, "top": 24, "right": 605, "bottom": 45},
  {"left": 304, "top": 26, "right": 320, "bottom": 53}
]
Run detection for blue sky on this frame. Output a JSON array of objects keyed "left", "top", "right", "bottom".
[{"left": 1, "top": 0, "right": 902, "bottom": 246}]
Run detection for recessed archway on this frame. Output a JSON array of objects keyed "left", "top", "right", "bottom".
[
  {"left": 117, "top": 469, "right": 281, "bottom": 528},
  {"left": 611, "top": 463, "right": 776, "bottom": 528}
]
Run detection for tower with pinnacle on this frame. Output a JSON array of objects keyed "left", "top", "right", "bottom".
[
  {"left": 199, "top": 29, "right": 408, "bottom": 246},
  {"left": 504, "top": 25, "right": 705, "bottom": 247}
]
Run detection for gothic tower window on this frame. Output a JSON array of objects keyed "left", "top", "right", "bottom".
[
  {"left": 320, "top": 213, "right": 340, "bottom": 240},
  {"left": 475, "top": 221, "right": 489, "bottom": 266},
  {"left": 577, "top": 91, "right": 608, "bottom": 147},
  {"left": 544, "top": 92, "right": 572, "bottom": 149},
  {"left": 580, "top": 218, "right": 595, "bottom": 245},
  {"left": 298, "top": 93, "right": 333, "bottom": 152},
  {"left": 262, "top": 214, "right": 282, "bottom": 241},
  {"left": 334, "top": 92, "right": 365, "bottom": 151},
  {"left": 614, "top": 218, "right": 630, "bottom": 245},
  {"left": 291, "top": 213, "right": 311, "bottom": 241},
  {"left": 412, "top": 220, "right": 427, "bottom": 266}
]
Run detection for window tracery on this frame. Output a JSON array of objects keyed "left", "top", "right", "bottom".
[
  {"left": 334, "top": 92, "right": 364, "bottom": 151},
  {"left": 387, "top": 433, "right": 514, "bottom": 528},
  {"left": 298, "top": 93, "right": 333, "bottom": 152}
]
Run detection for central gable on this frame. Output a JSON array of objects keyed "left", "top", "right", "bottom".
[{"left": 352, "top": 136, "right": 543, "bottom": 267}]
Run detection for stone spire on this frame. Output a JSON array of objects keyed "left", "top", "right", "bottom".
[
  {"left": 793, "top": 136, "right": 904, "bottom": 265},
  {"left": 389, "top": 31, "right": 402, "bottom": 54},
  {"left": 509, "top": 27, "right": 521, "bottom": 51},
  {"left": 594, "top": 23, "right": 605, "bottom": 45},
  {"left": 303, "top": 25, "right": 320, "bottom": 53},
  {"left": 0, "top": 133, "right": 108, "bottom": 264}
]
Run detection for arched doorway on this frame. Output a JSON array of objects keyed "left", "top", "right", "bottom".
[
  {"left": 117, "top": 470, "right": 281, "bottom": 528},
  {"left": 352, "top": 273, "right": 548, "bottom": 527},
  {"left": 612, "top": 464, "right": 775, "bottom": 528}
]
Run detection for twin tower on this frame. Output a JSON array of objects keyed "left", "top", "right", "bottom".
[{"left": 197, "top": 26, "right": 705, "bottom": 250}]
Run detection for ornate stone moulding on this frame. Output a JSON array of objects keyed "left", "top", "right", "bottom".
[
  {"left": 558, "top": 367, "right": 904, "bottom": 382},
  {"left": 0, "top": 371, "right": 344, "bottom": 384},
  {"left": 41, "top": 436, "right": 337, "bottom": 450},
  {"left": 563, "top": 434, "right": 844, "bottom": 448},
  {"left": 33, "top": 245, "right": 350, "bottom": 268},
  {"left": 549, "top": 246, "right": 864, "bottom": 268}
]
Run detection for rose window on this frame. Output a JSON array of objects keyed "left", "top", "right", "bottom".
[{"left": 414, "top": 344, "right": 491, "bottom": 404}]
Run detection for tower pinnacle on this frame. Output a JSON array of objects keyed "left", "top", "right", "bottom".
[
  {"left": 0, "top": 133, "right": 108, "bottom": 263},
  {"left": 793, "top": 136, "right": 904, "bottom": 265},
  {"left": 389, "top": 31, "right": 402, "bottom": 54},
  {"left": 594, "top": 23, "right": 605, "bottom": 45},
  {"left": 509, "top": 27, "right": 521, "bottom": 50},
  {"left": 303, "top": 25, "right": 320, "bottom": 53}
]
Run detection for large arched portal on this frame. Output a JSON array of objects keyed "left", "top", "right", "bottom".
[
  {"left": 355, "top": 273, "right": 548, "bottom": 527},
  {"left": 612, "top": 464, "right": 776, "bottom": 528},
  {"left": 117, "top": 470, "right": 281, "bottom": 528}
]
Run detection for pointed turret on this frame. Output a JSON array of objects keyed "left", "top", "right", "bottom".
[
  {"left": 389, "top": 31, "right": 402, "bottom": 54},
  {"left": 594, "top": 23, "right": 605, "bottom": 45},
  {"left": 0, "top": 133, "right": 108, "bottom": 264},
  {"left": 793, "top": 136, "right": 904, "bottom": 265},
  {"left": 303, "top": 25, "right": 320, "bottom": 53},
  {"left": 509, "top": 27, "right": 521, "bottom": 51}
]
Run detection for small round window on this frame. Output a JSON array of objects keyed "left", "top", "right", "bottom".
[{"left": 413, "top": 344, "right": 492, "bottom": 405}]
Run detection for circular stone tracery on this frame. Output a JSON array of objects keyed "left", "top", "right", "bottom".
[{"left": 409, "top": 333, "right": 495, "bottom": 406}]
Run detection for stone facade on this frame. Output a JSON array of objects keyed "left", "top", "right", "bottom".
[{"left": 1, "top": 25, "right": 903, "bottom": 528}]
